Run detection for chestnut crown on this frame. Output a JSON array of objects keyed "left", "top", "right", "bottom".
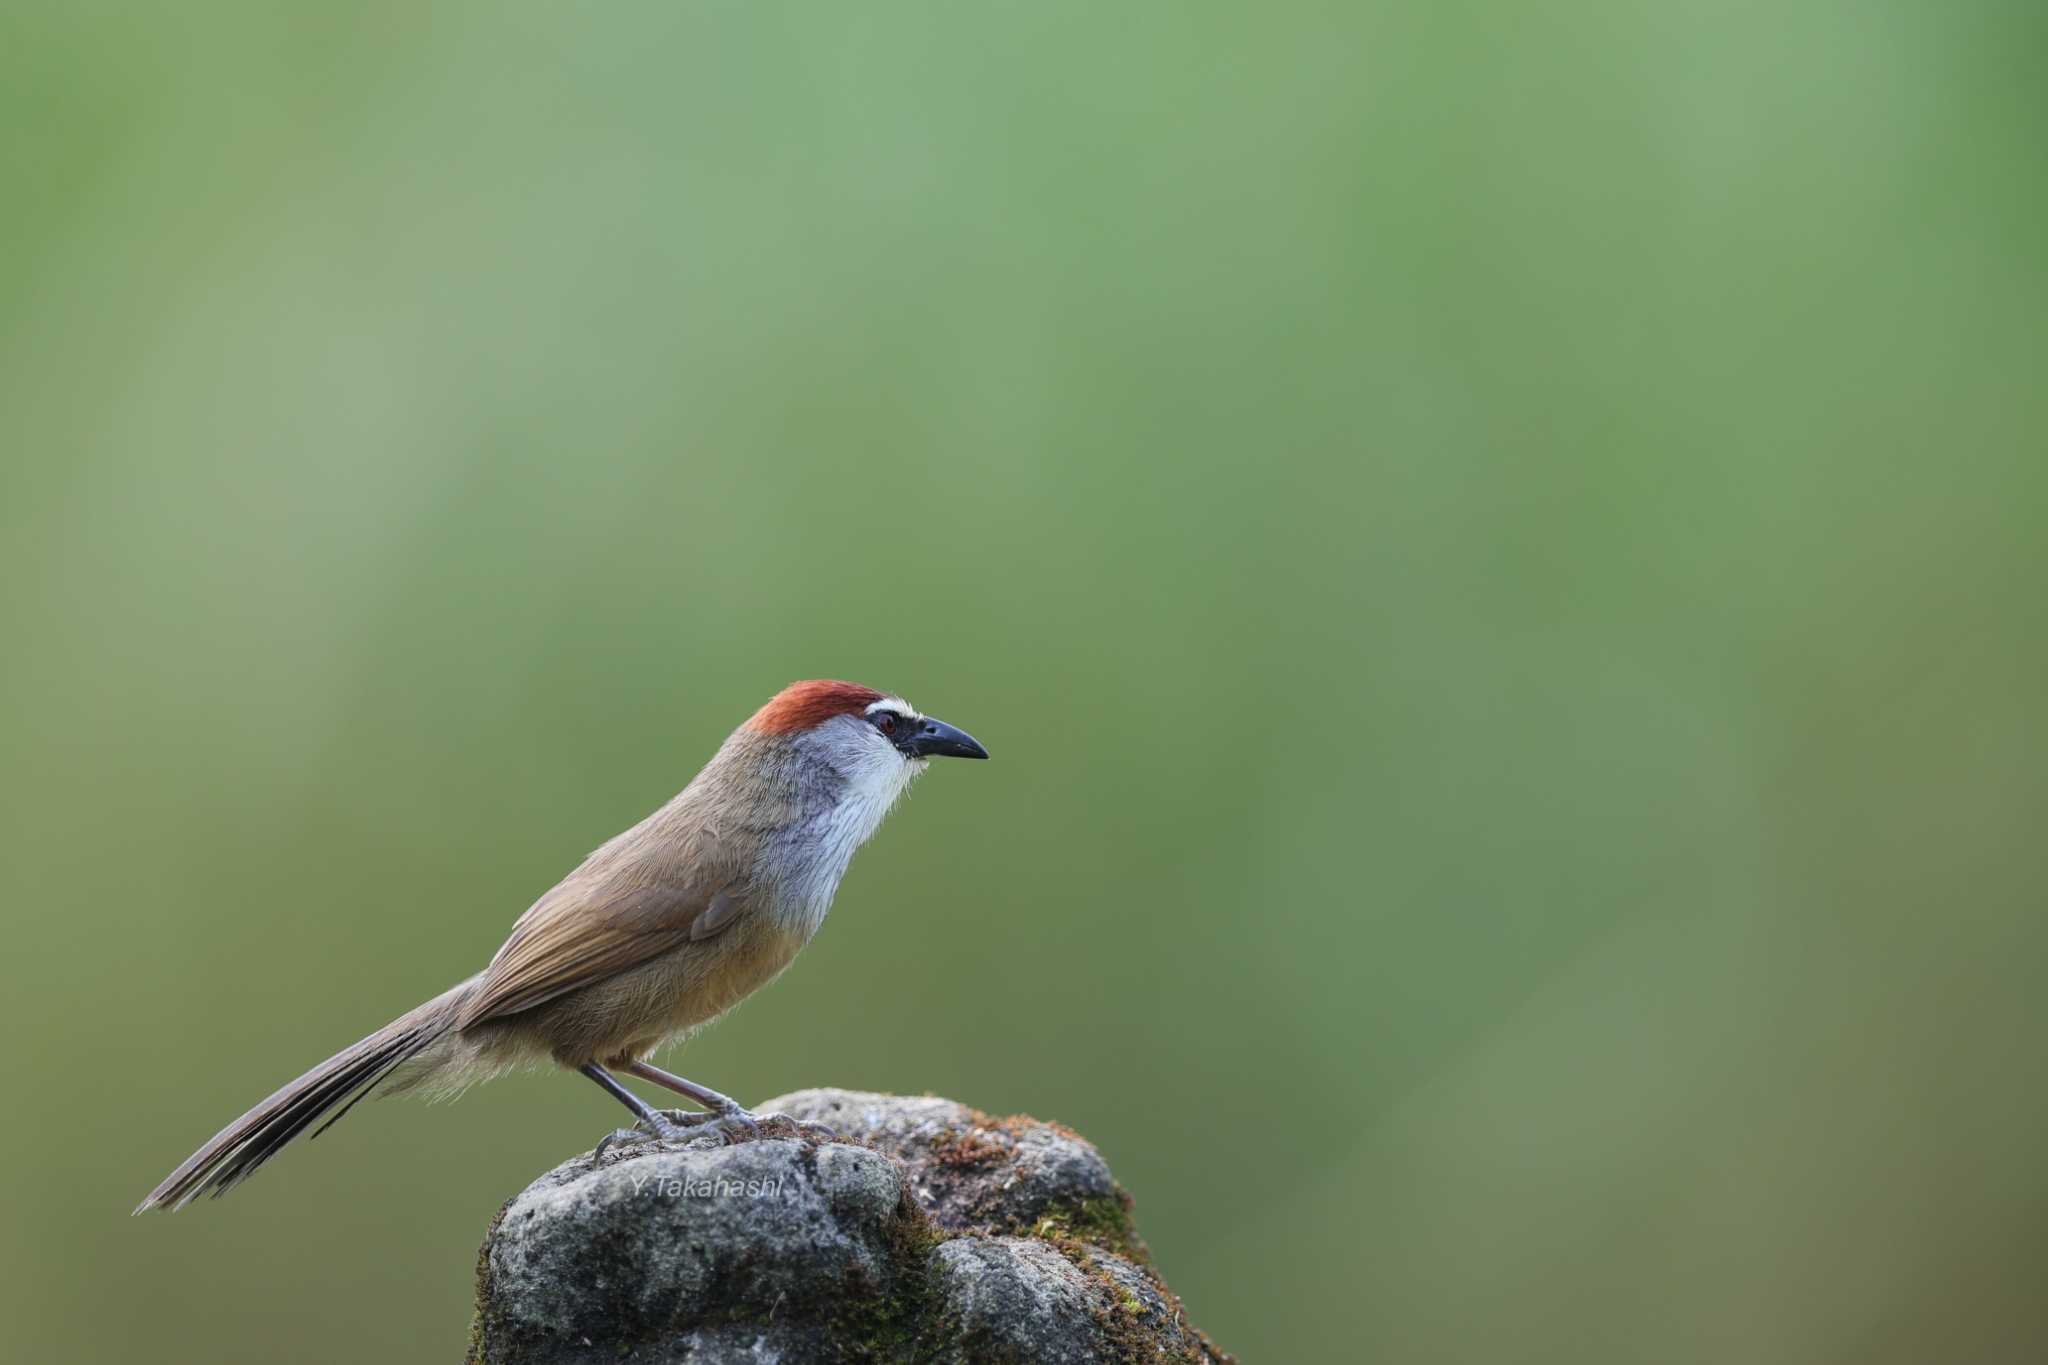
[{"left": 745, "top": 680, "right": 988, "bottom": 760}]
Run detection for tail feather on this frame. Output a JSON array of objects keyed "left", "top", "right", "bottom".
[{"left": 136, "top": 986, "right": 467, "bottom": 1213}]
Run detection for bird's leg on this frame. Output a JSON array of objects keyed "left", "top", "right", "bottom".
[
  {"left": 624, "top": 1059, "right": 746, "bottom": 1115},
  {"left": 621, "top": 1059, "right": 762, "bottom": 1143},
  {"left": 625, "top": 1060, "right": 837, "bottom": 1142},
  {"left": 581, "top": 1063, "right": 709, "bottom": 1158}
]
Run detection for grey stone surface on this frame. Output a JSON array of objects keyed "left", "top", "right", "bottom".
[
  {"left": 765, "top": 1089, "right": 1122, "bottom": 1236},
  {"left": 923, "top": 1235, "right": 1213, "bottom": 1365},
  {"left": 467, "top": 1090, "right": 1230, "bottom": 1364}
]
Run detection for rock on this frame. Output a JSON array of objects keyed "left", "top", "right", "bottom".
[
  {"left": 467, "top": 1089, "right": 1231, "bottom": 1365},
  {"left": 926, "top": 1237, "right": 1214, "bottom": 1365},
  {"left": 764, "top": 1089, "right": 1127, "bottom": 1242}
]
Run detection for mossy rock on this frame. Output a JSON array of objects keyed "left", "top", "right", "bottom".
[{"left": 466, "top": 1089, "right": 1231, "bottom": 1364}]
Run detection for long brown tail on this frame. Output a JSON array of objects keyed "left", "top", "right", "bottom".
[{"left": 135, "top": 982, "right": 471, "bottom": 1212}]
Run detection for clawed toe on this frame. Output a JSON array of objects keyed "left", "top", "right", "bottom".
[
  {"left": 593, "top": 1111, "right": 712, "bottom": 1160},
  {"left": 696, "top": 1109, "right": 760, "bottom": 1145},
  {"left": 591, "top": 1105, "right": 836, "bottom": 1160},
  {"left": 592, "top": 1126, "right": 651, "bottom": 1161}
]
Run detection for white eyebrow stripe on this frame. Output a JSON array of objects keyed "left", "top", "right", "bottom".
[{"left": 865, "top": 698, "right": 917, "bottom": 718}]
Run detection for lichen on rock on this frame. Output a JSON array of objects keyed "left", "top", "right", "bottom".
[{"left": 466, "top": 1089, "right": 1230, "bottom": 1364}]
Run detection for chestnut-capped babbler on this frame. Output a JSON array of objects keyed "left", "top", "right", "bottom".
[{"left": 138, "top": 681, "right": 988, "bottom": 1212}]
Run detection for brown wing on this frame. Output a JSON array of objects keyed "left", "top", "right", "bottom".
[{"left": 458, "top": 834, "right": 746, "bottom": 1028}]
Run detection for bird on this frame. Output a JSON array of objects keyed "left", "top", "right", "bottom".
[{"left": 137, "top": 679, "right": 988, "bottom": 1212}]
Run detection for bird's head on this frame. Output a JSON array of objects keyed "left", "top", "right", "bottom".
[
  {"left": 732, "top": 680, "right": 987, "bottom": 864},
  {"left": 745, "top": 679, "right": 988, "bottom": 770}
]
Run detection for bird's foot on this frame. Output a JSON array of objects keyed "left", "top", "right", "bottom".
[
  {"left": 661, "top": 1100, "right": 761, "bottom": 1146},
  {"left": 592, "top": 1109, "right": 715, "bottom": 1160},
  {"left": 592, "top": 1105, "right": 837, "bottom": 1161},
  {"left": 714, "top": 1107, "right": 840, "bottom": 1143},
  {"left": 659, "top": 1104, "right": 839, "bottom": 1146}
]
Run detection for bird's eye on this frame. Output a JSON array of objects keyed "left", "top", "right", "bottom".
[{"left": 872, "top": 712, "right": 898, "bottom": 734}]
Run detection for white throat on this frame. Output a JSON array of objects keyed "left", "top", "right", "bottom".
[{"left": 762, "top": 724, "right": 924, "bottom": 937}]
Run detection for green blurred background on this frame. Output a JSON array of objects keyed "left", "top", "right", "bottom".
[{"left": 3, "top": 2, "right": 2043, "bottom": 1361}]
